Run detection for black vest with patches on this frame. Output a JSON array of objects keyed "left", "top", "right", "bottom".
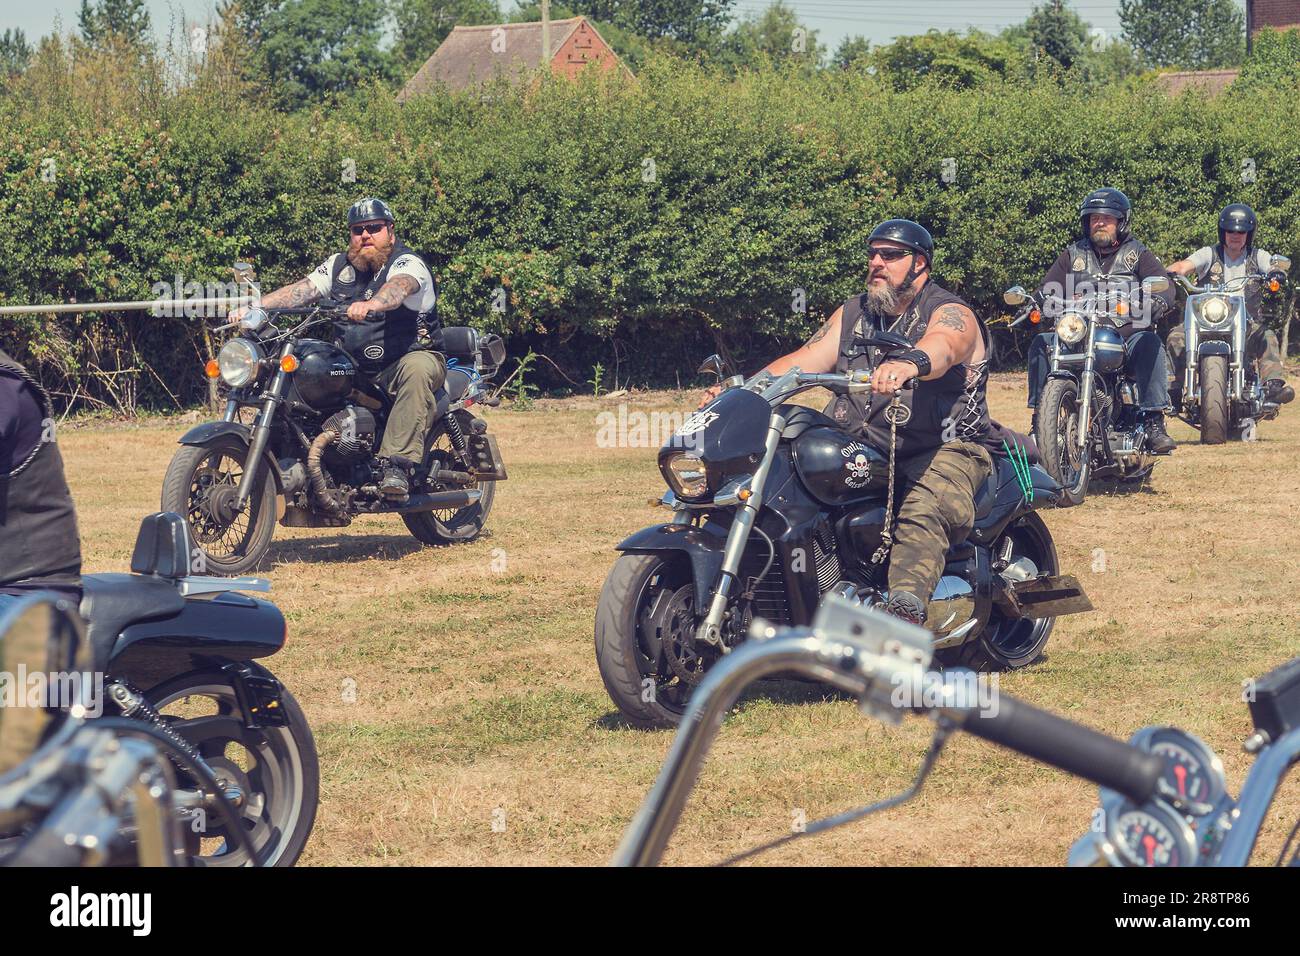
[
  {"left": 1064, "top": 237, "right": 1145, "bottom": 289},
  {"left": 1200, "top": 243, "right": 1265, "bottom": 319},
  {"left": 328, "top": 241, "right": 442, "bottom": 376},
  {"left": 0, "top": 351, "right": 82, "bottom": 591},
  {"left": 829, "top": 280, "right": 991, "bottom": 460}
]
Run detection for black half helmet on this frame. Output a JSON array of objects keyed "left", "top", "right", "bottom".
[
  {"left": 1218, "top": 203, "right": 1257, "bottom": 248},
  {"left": 348, "top": 197, "right": 396, "bottom": 227},
  {"left": 1079, "top": 188, "right": 1132, "bottom": 242},
  {"left": 868, "top": 219, "right": 934, "bottom": 266}
]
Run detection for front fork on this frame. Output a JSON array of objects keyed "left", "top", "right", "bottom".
[
  {"left": 1064, "top": 323, "right": 1098, "bottom": 456},
  {"left": 695, "top": 411, "right": 788, "bottom": 651},
  {"left": 234, "top": 341, "right": 293, "bottom": 510}
]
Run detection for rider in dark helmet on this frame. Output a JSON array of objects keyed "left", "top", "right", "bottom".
[
  {"left": 1025, "top": 188, "right": 1179, "bottom": 454},
  {"left": 700, "top": 218, "right": 995, "bottom": 628},
  {"left": 1167, "top": 203, "right": 1294, "bottom": 407},
  {"left": 229, "top": 198, "right": 445, "bottom": 500}
]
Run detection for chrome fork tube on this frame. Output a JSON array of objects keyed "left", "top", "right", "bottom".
[
  {"left": 1232, "top": 314, "right": 1246, "bottom": 400},
  {"left": 695, "top": 412, "right": 788, "bottom": 649},
  {"left": 1184, "top": 315, "right": 1198, "bottom": 401},
  {"left": 235, "top": 342, "right": 290, "bottom": 509},
  {"left": 1214, "top": 730, "right": 1300, "bottom": 866},
  {"left": 1076, "top": 321, "right": 1098, "bottom": 453}
]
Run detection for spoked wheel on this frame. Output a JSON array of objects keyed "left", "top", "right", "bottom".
[
  {"left": 403, "top": 412, "right": 496, "bottom": 545},
  {"left": 595, "top": 553, "right": 716, "bottom": 729},
  {"left": 145, "top": 670, "right": 319, "bottom": 867},
  {"left": 1036, "top": 378, "right": 1090, "bottom": 507},
  {"left": 161, "top": 437, "right": 276, "bottom": 575},
  {"left": 937, "top": 512, "right": 1057, "bottom": 671}
]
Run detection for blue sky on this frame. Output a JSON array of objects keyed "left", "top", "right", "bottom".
[{"left": 4, "top": 0, "right": 1246, "bottom": 54}]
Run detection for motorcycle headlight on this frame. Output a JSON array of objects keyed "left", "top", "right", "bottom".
[
  {"left": 217, "top": 338, "right": 263, "bottom": 388},
  {"left": 1196, "top": 295, "right": 1231, "bottom": 327},
  {"left": 1055, "top": 312, "right": 1087, "bottom": 346},
  {"left": 661, "top": 452, "right": 708, "bottom": 500}
]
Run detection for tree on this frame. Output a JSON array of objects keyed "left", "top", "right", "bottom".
[
  {"left": 872, "top": 29, "right": 1026, "bottom": 91},
  {"left": 256, "top": 0, "right": 395, "bottom": 108},
  {"left": 721, "top": 1, "right": 824, "bottom": 68},
  {"left": 1233, "top": 26, "right": 1300, "bottom": 93},
  {"left": 832, "top": 35, "right": 872, "bottom": 71},
  {"left": 390, "top": 0, "right": 503, "bottom": 74},
  {"left": 1119, "top": 0, "right": 1245, "bottom": 69},
  {"left": 1022, "top": 0, "right": 1088, "bottom": 70},
  {"left": 0, "top": 29, "right": 32, "bottom": 80},
  {"left": 78, "top": 0, "right": 152, "bottom": 46}
]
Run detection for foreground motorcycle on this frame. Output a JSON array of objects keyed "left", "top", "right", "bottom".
[
  {"left": 77, "top": 512, "right": 316, "bottom": 866},
  {"left": 615, "top": 594, "right": 1300, "bottom": 867},
  {"left": 1006, "top": 276, "right": 1170, "bottom": 506},
  {"left": 595, "top": 341, "right": 1092, "bottom": 729},
  {"left": 1169, "top": 259, "right": 1291, "bottom": 444},
  {"left": 0, "top": 592, "right": 258, "bottom": 867},
  {"left": 162, "top": 301, "right": 509, "bottom": 574}
]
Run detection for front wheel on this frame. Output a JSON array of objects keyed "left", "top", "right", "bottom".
[
  {"left": 1035, "top": 377, "right": 1090, "bottom": 507},
  {"left": 1199, "top": 355, "right": 1230, "bottom": 445},
  {"left": 403, "top": 412, "right": 496, "bottom": 544},
  {"left": 144, "top": 669, "right": 319, "bottom": 866},
  {"left": 595, "top": 553, "right": 706, "bottom": 729},
  {"left": 161, "top": 438, "right": 277, "bottom": 575}
]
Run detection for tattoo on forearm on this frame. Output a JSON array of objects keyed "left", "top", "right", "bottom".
[
  {"left": 933, "top": 305, "right": 968, "bottom": 333},
  {"left": 368, "top": 276, "right": 418, "bottom": 311},
  {"left": 805, "top": 316, "right": 834, "bottom": 346},
  {"left": 262, "top": 278, "right": 321, "bottom": 309}
]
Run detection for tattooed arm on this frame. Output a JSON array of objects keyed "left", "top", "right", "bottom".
[
  {"left": 346, "top": 275, "right": 419, "bottom": 323},
  {"left": 228, "top": 277, "right": 322, "bottom": 322},
  {"left": 914, "top": 303, "right": 979, "bottom": 377}
]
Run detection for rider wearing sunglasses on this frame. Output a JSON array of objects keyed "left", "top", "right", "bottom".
[
  {"left": 700, "top": 219, "right": 994, "bottom": 628},
  {"left": 229, "top": 198, "right": 444, "bottom": 499}
]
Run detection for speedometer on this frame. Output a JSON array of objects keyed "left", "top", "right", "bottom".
[
  {"left": 1113, "top": 806, "right": 1192, "bottom": 867},
  {"left": 1130, "top": 727, "right": 1227, "bottom": 816}
]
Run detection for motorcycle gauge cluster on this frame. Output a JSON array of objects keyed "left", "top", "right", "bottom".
[
  {"left": 1110, "top": 802, "right": 1197, "bottom": 868},
  {"left": 1129, "top": 726, "right": 1227, "bottom": 817}
]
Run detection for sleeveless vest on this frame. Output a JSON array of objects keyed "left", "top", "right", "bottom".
[
  {"left": 1201, "top": 243, "right": 1265, "bottom": 320},
  {"left": 328, "top": 241, "right": 442, "bottom": 375},
  {"left": 0, "top": 350, "right": 82, "bottom": 590},
  {"left": 829, "top": 279, "right": 991, "bottom": 460}
]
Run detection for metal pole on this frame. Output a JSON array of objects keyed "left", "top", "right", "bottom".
[
  {"left": 541, "top": 0, "right": 551, "bottom": 69},
  {"left": 0, "top": 296, "right": 258, "bottom": 317}
]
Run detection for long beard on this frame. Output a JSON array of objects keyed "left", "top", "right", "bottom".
[
  {"left": 348, "top": 243, "right": 390, "bottom": 273},
  {"left": 867, "top": 273, "right": 917, "bottom": 315},
  {"left": 1090, "top": 227, "right": 1118, "bottom": 250}
]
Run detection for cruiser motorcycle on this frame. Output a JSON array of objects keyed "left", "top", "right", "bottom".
[
  {"left": 1006, "top": 276, "right": 1170, "bottom": 507},
  {"left": 162, "top": 302, "right": 509, "bottom": 574},
  {"left": 615, "top": 594, "right": 1300, "bottom": 868},
  {"left": 1169, "top": 259, "right": 1291, "bottom": 444},
  {"left": 594, "top": 339, "right": 1092, "bottom": 729}
]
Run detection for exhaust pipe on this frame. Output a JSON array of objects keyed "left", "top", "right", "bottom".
[{"left": 386, "top": 489, "right": 482, "bottom": 515}]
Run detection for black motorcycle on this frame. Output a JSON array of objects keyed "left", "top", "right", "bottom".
[
  {"left": 78, "top": 512, "right": 317, "bottom": 866},
  {"left": 162, "top": 303, "right": 509, "bottom": 574},
  {"left": 594, "top": 341, "right": 1092, "bottom": 729},
  {"left": 1006, "top": 276, "right": 1170, "bottom": 506}
]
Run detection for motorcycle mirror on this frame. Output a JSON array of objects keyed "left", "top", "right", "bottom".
[
  {"left": 1142, "top": 276, "right": 1170, "bottom": 295},
  {"left": 239, "top": 307, "right": 270, "bottom": 333},
  {"left": 1003, "top": 286, "right": 1029, "bottom": 306},
  {"left": 697, "top": 354, "right": 729, "bottom": 381},
  {"left": 1271, "top": 255, "right": 1291, "bottom": 274},
  {"left": 232, "top": 261, "right": 257, "bottom": 283}
]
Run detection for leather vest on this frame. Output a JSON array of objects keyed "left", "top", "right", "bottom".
[
  {"left": 1063, "top": 237, "right": 1145, "bottom": 290},
  {"left": 0, "top": 350, "right": 82, "bottom": 591},
  {"left": 829, "top": 280, "right": 991, "bottom": 460},
  {"left": 1201, "top": 243, "right": 1264, "bottom": 320},
  {"left": 328, "top": 241, "right": 442, "bottom": 375}
]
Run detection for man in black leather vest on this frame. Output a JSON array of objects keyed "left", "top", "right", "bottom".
[
  {"left": 231, "top": 198, "right": 445, "bottom": 499},
  {"left": 1025, "top": 188, "right": 1178, "bottom": 454},
  {"left": 1166, "top": 203, "right": 1294, "bottom": 407},
  {"left": 700, "top": 220, "right": 993, "bottom": 628},
  {"left": 0, "top": 349, "right": 83, "bottom": 615}
]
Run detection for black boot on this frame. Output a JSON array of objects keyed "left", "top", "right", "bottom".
[
  {"left": 881, "top": 590, "right": 927, "bottom": 627},
  {"left": 380, "top": 465, "right": 410, "bottom": 500},
  {"left": 1145, "top": 413, "right": 1176, "bottom": 455},
  {"left": 1265, "top": 379, "right": 1295, "bottom": 405}
]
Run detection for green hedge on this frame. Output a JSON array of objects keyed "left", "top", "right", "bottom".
[{"left": 2, "top": 56, "right": 1299, "bottom": 409}]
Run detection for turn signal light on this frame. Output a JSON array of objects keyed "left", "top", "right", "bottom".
[
  {"left": 737, "top": 488, "right": 752, "bottom": 501},
  {"left": 204, "top": 359, "right": 220, "bottom": 379},
  {"left": 1029, "top": 309, "right": 1042, "bottom": 325},
  {"left": 1269, "top": 279, "right": 1281, "bottom": 292},
  {"left": 1116, "top": 301, "right": 1129, "bottom": 317},
  {"left": 280, "top": 355, "right": 300, "bottom": 373}
]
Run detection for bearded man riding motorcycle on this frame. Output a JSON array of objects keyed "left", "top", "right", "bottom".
[
  {"left": 229, "top": 198, "right": 444, "bottom": 500},
  {"left": 1025, "top": 188, "right": 1178, "bottom": 454},
  {"left": 1166, "top": 202, "right": 1295, "bottom": 407},
  {"left": 701, "top": 219, "right": 993, "bottom": 627}
]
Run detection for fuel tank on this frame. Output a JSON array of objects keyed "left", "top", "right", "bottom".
[
  {"left": 289, "top": 339, "right": 356, "bottom": 412},
  {"left": 792, "top": 425, "right": 888, "bottom": 506}
]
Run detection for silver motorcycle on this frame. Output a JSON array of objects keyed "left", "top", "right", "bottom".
[
  {"left": 614, "top": 594, "right": 1300, "bottom": 867},
  {"left": 1169, "top": 257, "right": 1291, "bottom": 444}
]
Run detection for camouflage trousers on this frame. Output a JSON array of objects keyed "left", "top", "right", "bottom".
[
  {"left": 373, "top": 350, "right": 447, "bottom": 462},
  {"left": 1166, "top": 321, "right": 1286, "bottom": 396},
  {"left": 887, "top": 440, "right": 994, "bottom": 609}
]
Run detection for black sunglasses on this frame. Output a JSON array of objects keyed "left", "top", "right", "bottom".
[
  {"left": 869, "top": 246, "right": 913, "bottom": 263},
  {"left": 351, "top": 222, "right": 389, "bottom": 236}
]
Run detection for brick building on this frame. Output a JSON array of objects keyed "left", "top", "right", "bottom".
[
  {"left": 1247, "top": 0, "right": 1300, "bottom": 51},
  {"left": 398, "top": 17, "right": 631, "bottom": 100}
]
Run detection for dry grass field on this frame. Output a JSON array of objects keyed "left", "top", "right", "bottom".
[{"left": 58, "top": 369, "right": 1300, "bottom": 866}]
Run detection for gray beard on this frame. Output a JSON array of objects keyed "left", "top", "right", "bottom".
[{"left": 867, "top": 275, "right": 917, "bottom": 315}]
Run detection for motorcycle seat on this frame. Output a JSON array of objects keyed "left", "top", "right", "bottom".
[
  {"left": 432, "top": 366, "right": 476, "bottom": 420},
  {"left": 80, "top": 574, "right": 185, "bottom": 672}
]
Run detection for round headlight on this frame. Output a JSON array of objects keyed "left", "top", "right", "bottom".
[
  {"left": 1055, "top": 312, "right": 1087, "bottom": 346},
  {"left": 217, "top": 338, "right": 263, "bottom": 387},
  {"left": 1199, "top": 295, "right": 1230, "bottom": 326},
  {"left": 662, "top": 452, "right": 708, "bottom": 500}
]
